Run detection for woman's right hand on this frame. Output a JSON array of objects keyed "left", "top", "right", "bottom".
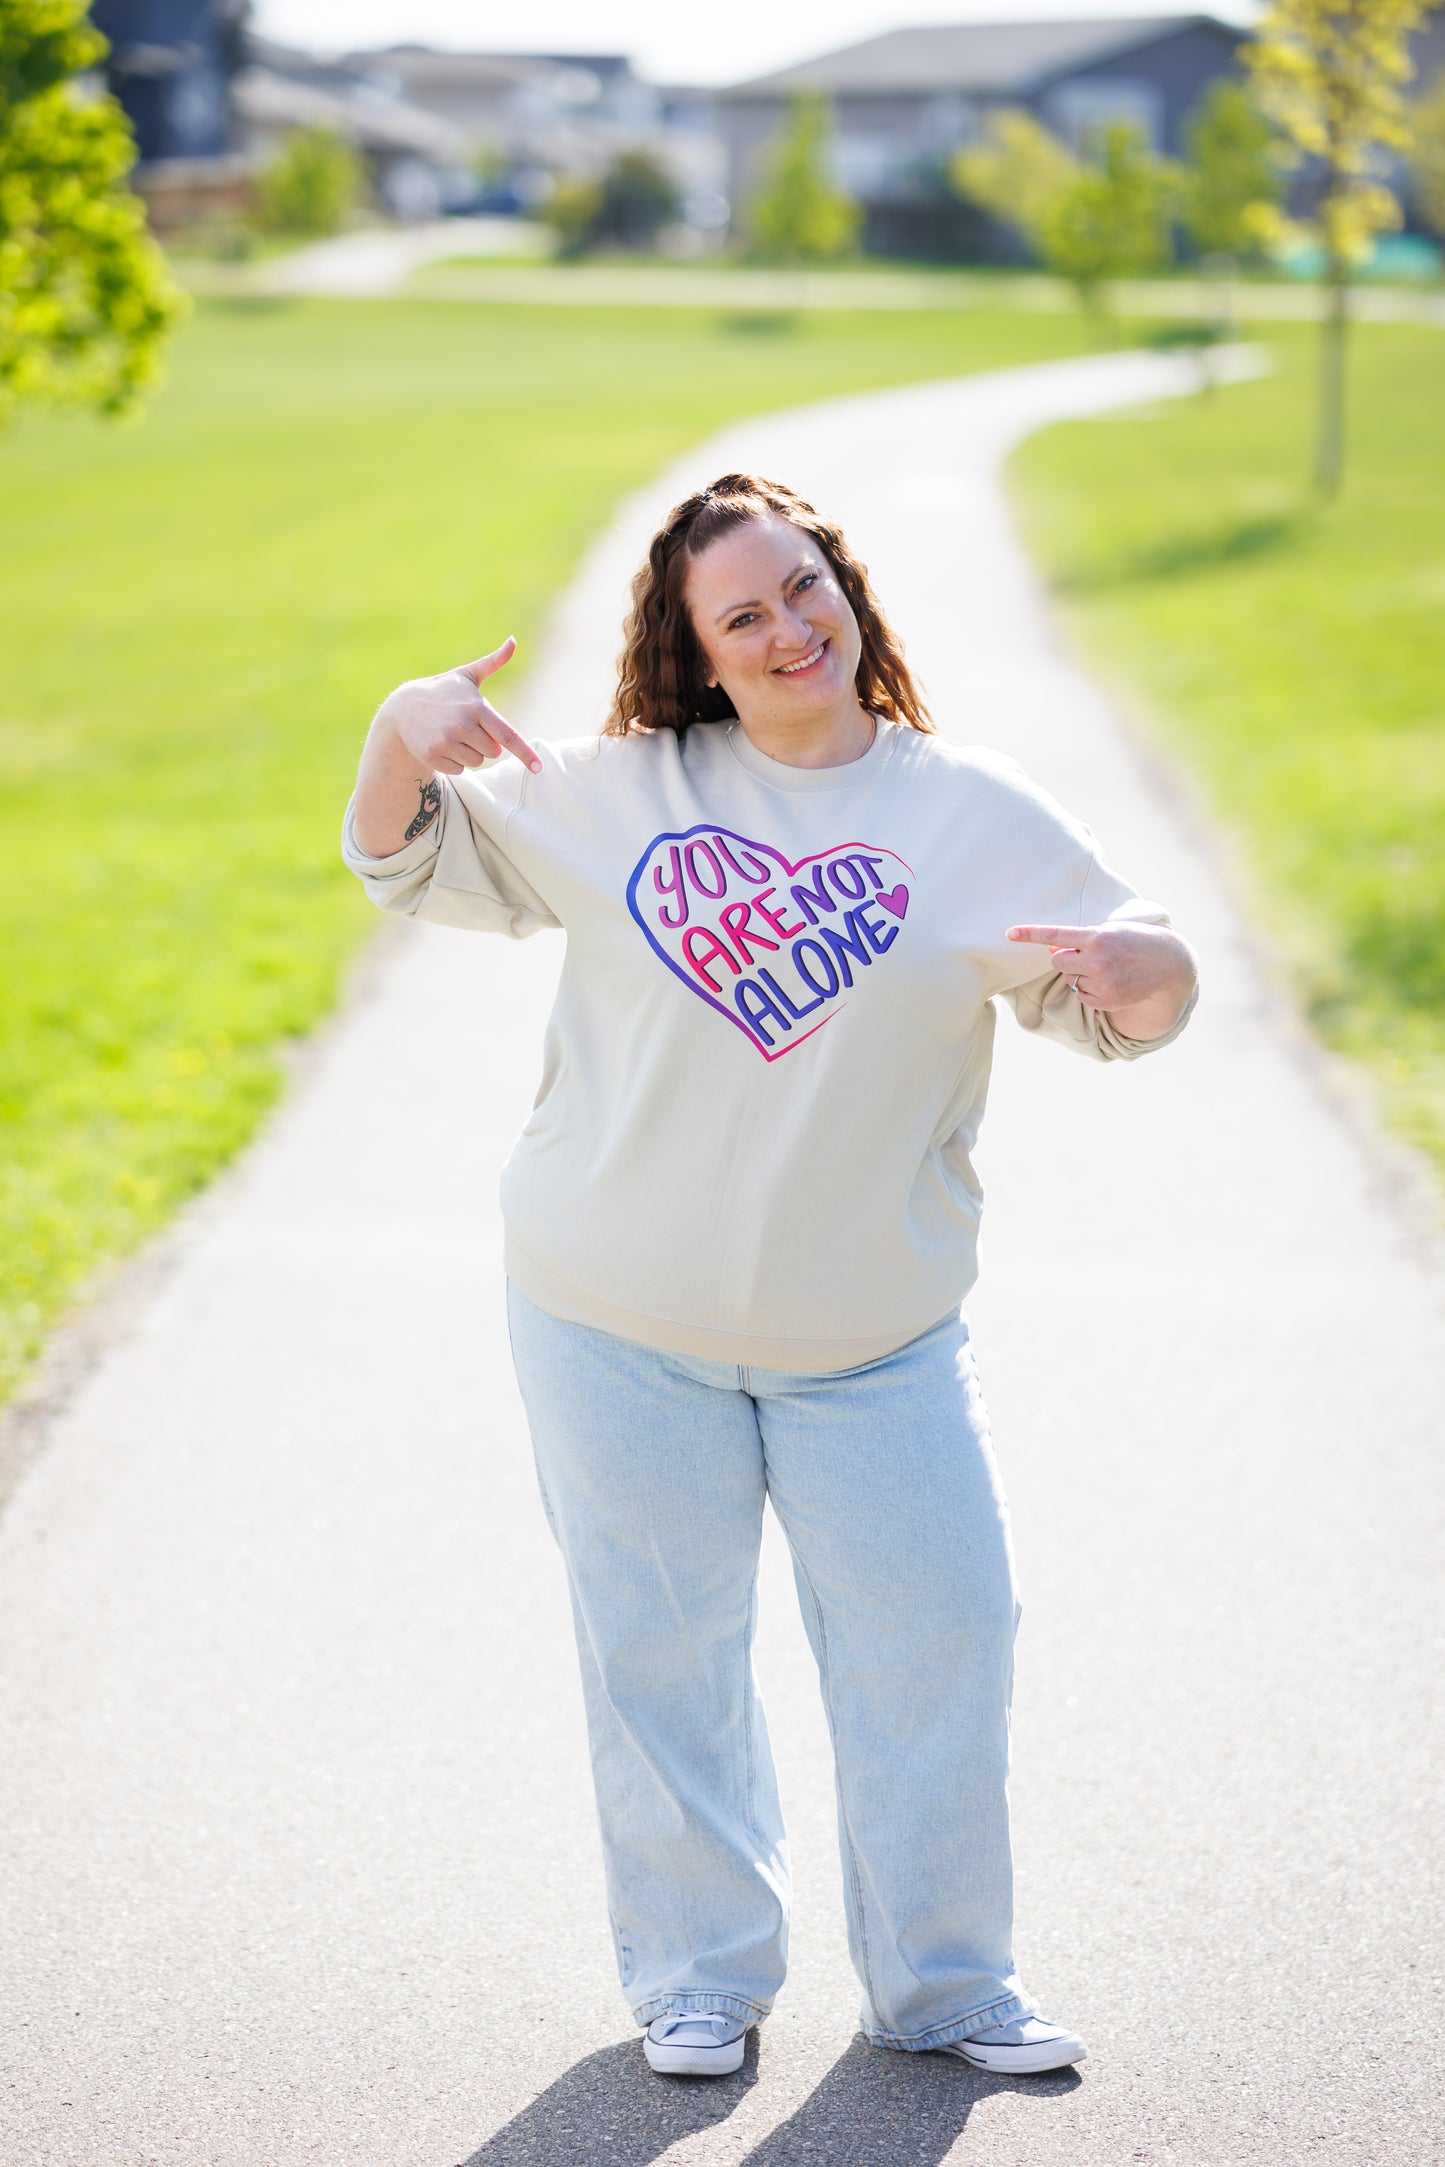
[
  {"left": 351, "top": 638, "right": 543, "bottom": 857},
  {"left": 377, "top": 636, "right": 542, "bottom": 776}
]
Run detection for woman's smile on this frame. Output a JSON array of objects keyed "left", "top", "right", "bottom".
[{"left": 775, "top": 639, "right": 830, "bottom": 677}]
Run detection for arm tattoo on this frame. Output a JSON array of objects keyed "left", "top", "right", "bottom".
[{"left": 404, "top": 778, "right": 441, "bottom": 842}]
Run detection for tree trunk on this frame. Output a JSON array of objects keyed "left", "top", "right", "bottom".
[{"left": 1316, "top": 266, "right": 1348, "bottom": 497}]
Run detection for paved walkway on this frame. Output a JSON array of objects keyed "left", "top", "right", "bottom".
[
  {"left": 401, "top": 266, "right": 1445, "bottom": 326},
  {"left": 182, "top": 232, "right": 1445, "bottom": 325},
  {"left": 244, "top": 217, "right": 549, "bottom": 296},
  {"left": 2, "top": 353, "right": 1441, "bottom": 2167}
]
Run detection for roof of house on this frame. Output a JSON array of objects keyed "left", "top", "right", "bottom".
[
  {"left": 722, "top": 15, "right": 1237, "bottom": 98},
  {"left": 233, "top": 66, "right": 470, "bottom": 159},
  {"left": 341, "top": 47, "right": 636, "bottom": 89}
]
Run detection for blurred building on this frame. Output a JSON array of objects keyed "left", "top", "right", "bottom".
[
  {"left": 88, "top": 0, "right": 254, "bottom": 229},
  {"left": 336, "top": 47, "right": 726, "bottom": 226},
  {"left": 237, "top": 39, "right": 473, "bottom": 220},
  {"left": 722, "top": 12, "right": 1445, "bottom": 261},
  {"left": 722, "top": 14, "right": 1246, "bottom": 259},
  {"left": 86, "top": 7, "right": 1445, "bottom": 253},
  {"left": 90, "top": 0, "right": 245, "bottom": 160}
]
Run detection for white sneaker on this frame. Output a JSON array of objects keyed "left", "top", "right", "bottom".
[
  {"left": 643, "top": 2009, "right": 748, "bottom": 2076},
  {"left": 942, "top": 2013, "right": 1087, "bottom": 2075}
]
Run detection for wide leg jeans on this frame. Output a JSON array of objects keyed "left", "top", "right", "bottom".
[{"left": 506, "top": 1283, "right": 1034, "bottom": 2050}]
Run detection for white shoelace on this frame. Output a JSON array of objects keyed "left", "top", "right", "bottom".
[{"left": 651, "top": 2011, "right": 737, "bottom": 2042}]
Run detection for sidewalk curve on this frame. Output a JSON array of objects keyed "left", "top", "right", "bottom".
[
  {"left": 1, "top": 352, "right": 1440, "bottom": 2167},
  {"left": 254, "top": 217, "right": 549, "bottom": 295}
]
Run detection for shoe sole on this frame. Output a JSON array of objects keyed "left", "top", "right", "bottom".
[
  {"left": 946, "top": 2039, "right": 1087, "bottom": 2075},
  {"left": 644, "top": 2037, "right": 746, "bottom": 2077}
]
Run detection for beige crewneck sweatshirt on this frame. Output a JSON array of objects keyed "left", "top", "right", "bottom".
[{"left": 343, "top": 719, "right": 1194, "bottom": 1371}]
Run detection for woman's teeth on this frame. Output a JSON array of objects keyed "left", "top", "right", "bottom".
[{"left": 779, "top": 643, "right": 827, "bottom": 674}]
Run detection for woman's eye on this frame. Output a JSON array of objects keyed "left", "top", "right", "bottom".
[
  {"left": 727, "top": 612, "right": 757, "bottom": 631},
  {"left": 794, "top": 574, "right": 818, "bottom": 594}
]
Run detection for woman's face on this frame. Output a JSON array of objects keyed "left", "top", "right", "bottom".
[{"left": 684, "top": 511, "right": 863, "bottom": 729}]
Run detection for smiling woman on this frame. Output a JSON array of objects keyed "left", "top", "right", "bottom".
[
  {"left": 342, "top": 465, "right": 1198, "bottom": 2081},
  {"left": 606, "top": 472, "right": 931, "bottom": 769}
]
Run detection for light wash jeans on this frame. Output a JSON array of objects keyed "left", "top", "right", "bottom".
[{"left": 505, "top": 1283, "right": 1034, "bottom": 2050}]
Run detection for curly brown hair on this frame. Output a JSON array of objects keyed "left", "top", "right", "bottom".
[{"left": 603, "top": 472, "right": 933, "bottom": 739}]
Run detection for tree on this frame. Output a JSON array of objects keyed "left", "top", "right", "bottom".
[
  {"left": 748, "top": 92, "right": 861, "bottom": 264},
  {"left": 255, "top": 126, "right": 364, "bottom": 239},
  {"left": 1407, "top": 68, "right": 1445, "bottom": 237},
  {"left": 952, "top": 109, "right": 1177, "bottom": 314},
  {"left": 1245, "top": 0, "right": 1433, "bottom": 495},
  {"left": 1180, "top": 78, "right": 1284, "bottom": 259},
  {"left": 951, "top": 108, "right": 1079, "bottom": 239},
  {"left": 0, "top": 0, "right": 185, "bottom": 427},
  {"left": 1035, "top": 123, "right": 1179, "bottom": 310}
]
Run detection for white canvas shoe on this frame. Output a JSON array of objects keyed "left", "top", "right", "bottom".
[
  {"left": 644, "top": 2010, "right": 748, "bottom": 2076},
  {"left": 942, "top": 2013, "right": 1087, "bottom": 2075}
]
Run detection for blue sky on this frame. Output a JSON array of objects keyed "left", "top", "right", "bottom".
[{"left": 252, "top": 0, "right": 1257, "bottom": 86}]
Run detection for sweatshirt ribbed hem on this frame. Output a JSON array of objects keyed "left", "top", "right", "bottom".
[{"left": 503, "top": 1232, "right": 953, "bottom": 1376}]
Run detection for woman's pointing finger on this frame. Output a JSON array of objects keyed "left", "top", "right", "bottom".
[
  {"left": 476, "top": 698, "right": 543, "bottom": 775},
  {"left": 1007, "top": 924, "right": 1092, "bottom": 950},
  {"left": 460, "top": 635, "right": 518, "bottom": 684}
]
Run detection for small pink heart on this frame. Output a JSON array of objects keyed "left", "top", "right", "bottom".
[{"left": 876, "top": 885, "right": 909, "bottom": 919}]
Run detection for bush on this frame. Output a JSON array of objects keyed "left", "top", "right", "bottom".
[
  {"left": 547, "top": 174, "right": 603, "bottom": 258},
  {"left": 548, "top": 151, "right": 680, "bottom": 258},
  {"left": 255, "top": 127, "right": 364, "bottom": 238},
  {"left": 598, "top": 150, "right": 680, "bottom": 247}
]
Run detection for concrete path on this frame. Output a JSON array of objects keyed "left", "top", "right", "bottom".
[
  {"left": 255, "top": 217, "right": 550, "bottom": 296},
  {"left": 182, "top": 235, "right": 1445, "bottom": 327},
  {"left": 2, "top": 353, "right": 1442, "bottom": 2167},
  {"left": 400, "top": 266, "right": 1445, "bottom": 327}
]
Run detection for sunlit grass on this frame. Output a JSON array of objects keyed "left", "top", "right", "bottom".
[{"left": 1011, "top": 322, "right": 1445, "bottom": 1175}]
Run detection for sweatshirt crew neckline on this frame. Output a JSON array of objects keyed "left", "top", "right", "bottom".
[{"left": 723, "top": 717, "right": 899, "bottom": 793}]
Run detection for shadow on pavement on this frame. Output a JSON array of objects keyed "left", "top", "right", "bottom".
[
  {"left": 457, "top": 2031, "right": 1081, "bottom": 2165},
  {"left": 744, "top": 2036, "right": 1082, "bottom": 2164},
  {"left": 456, "top": 2035, "right": 759, "bottom": 2165}
]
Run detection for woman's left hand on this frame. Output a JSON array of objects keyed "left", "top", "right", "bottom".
[{"left": 1006, "top": 920, "right": 1197, "bottom": 1041}]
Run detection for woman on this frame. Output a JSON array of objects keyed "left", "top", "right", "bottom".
[{"left": 344, "top": 474, "right": 1197, "bottom": 2081}]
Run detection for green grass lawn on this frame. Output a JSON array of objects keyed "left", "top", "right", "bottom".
[
  {"left": 1010, "top": 322, "right": 1445, "bottom": 1176},
  {"left": 0, "top": 295, "right": 1108, "bottom": 1406}
]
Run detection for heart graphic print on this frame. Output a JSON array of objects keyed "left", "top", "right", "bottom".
[{"left": 626, "top": 824, "right": 914, "bottom": 1060}]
